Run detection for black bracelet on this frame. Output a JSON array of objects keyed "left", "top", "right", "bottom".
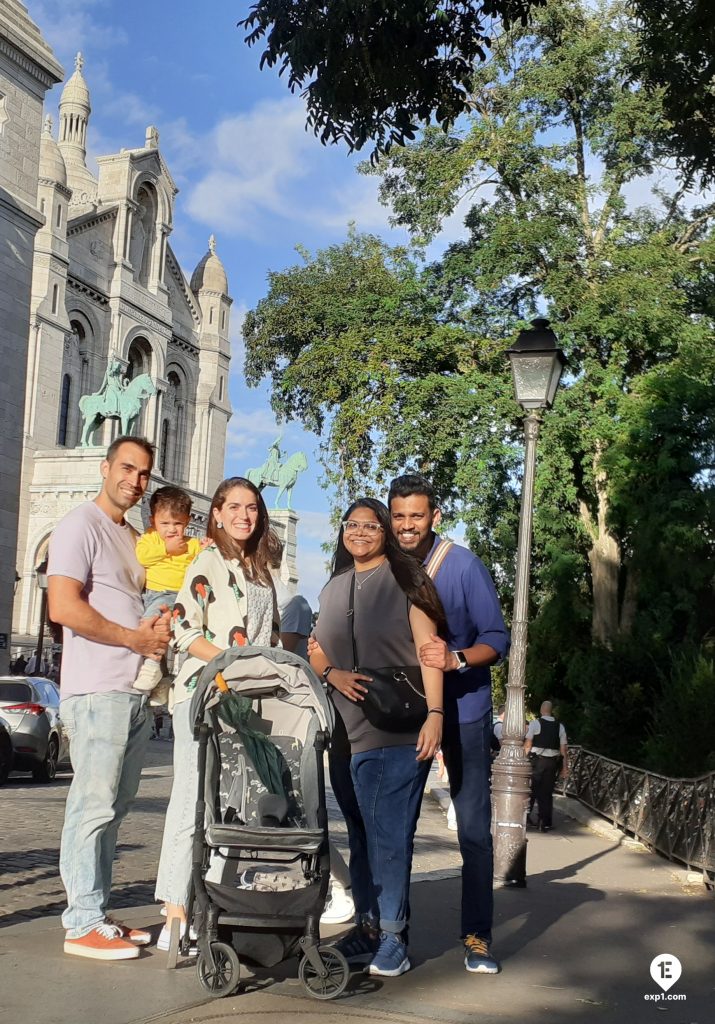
[
  {"left": 427, "top": 708, "right": 444, "bottom": 716},
  {"left": 322, "top": 665, "right": 334, "bottom": 682}
]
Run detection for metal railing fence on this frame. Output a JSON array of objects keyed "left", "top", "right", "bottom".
[{"left": 561, "top": 746, "right": 715, "bottom": 877}]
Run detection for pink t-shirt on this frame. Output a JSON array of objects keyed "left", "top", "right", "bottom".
[{"left": 47, "top": 501, "right": 144, "bottom": 696}]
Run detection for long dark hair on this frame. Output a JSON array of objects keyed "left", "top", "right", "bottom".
[
  {"left": 207, "top": 476, "right": 272, "bottom": 584},
  {"left": 331, "top": 497, "right": 447, "bottom": 635}
]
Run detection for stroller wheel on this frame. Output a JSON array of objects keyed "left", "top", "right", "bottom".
[
  {"left": 196, "top": 941, "right": 240, "bottom": 998},
  {"left": 298, "top": 945, "right": 349, "bottom": 1000}
]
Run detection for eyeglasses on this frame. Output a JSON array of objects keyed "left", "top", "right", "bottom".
[{"left": 341, "top": 520, "right": 384, "bottom": 534}]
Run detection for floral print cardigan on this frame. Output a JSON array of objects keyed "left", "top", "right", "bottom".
[{"left": 170, "top": 543, "right": 280, "bottom": 706}]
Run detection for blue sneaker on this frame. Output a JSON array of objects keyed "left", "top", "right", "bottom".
[
  {"left": 333, "top": 924, "right": 379, "bottom": 965},
  {"left": 464, "top": 934, "right": 500, "bottom": 974},
  {"left": 368, "top": 931, "right": 410, "bottom": 977}
]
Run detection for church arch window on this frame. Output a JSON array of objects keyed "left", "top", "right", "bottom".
[
  {"left": 129, "top": 183, "right": 158, "bottom": 288},
  {"left": 218, "top": 376, "right": 224, "bottom": 402},
  {"left": 40, "top": 197, "right": 45, "bottom": 215},
  {"left": 221, "top": 309, "right": 226, "bottom": 331},
  {"left": 164, "top": 366, "right": 188, "bottom": 484},
  {"left": 209, "top": 307, "right": 214, "bottom": 325},
  {"left": 57, "top": 374, "right": 72, "bottom": 445},
  {"left": 159, "top": 418, "right": 170, "bottom": 477},
  {"left": 51, "top": 284, "right": 59, "bottom": 314},
  {"left": 126, "top": 337, "right": 153, "bottom": 437},
  {"left": 56, "top": 203, "right": 62, "bottom": 228},
  {"left": 126, "top": 336, "right": 152, "bottom": 379}
]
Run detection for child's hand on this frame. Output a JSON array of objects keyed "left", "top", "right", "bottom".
[
  {"left": 199, "top": 537, "right": 211, "bottom": 549},
  {"left": 164, "top": 535, "right": 188, "bottom": 556}
]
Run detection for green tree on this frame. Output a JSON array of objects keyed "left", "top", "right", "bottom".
[
  {"left": 630, "top": 0, "right": 715, "bottom": 185},
  {"left": 240, "top": 0, "right": 543, "bottom": 154},
  {"left": 244, "top": 1, "right": 715, "bottom": 758}
]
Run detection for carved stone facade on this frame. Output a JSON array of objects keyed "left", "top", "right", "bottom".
[
  {"left": 13, "top": 52, "right": 233, "bottom": 637},
  {"left": 0, "top": 2, "right": 62, "bottom": 669}
]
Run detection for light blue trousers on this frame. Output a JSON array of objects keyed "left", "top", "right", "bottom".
[
  {"left": 155, "top": 698, "right": 199, "bottom": 908},
  {"left": 59, "top": 691, "right": 150, "bottom": 938}
]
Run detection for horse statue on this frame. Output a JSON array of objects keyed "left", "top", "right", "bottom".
[
  {"left": 78, "top": 372, "right": 157, "bottom": 447},
  {"left": 246, "top": 449, "right": 308, "bottom": 508}
]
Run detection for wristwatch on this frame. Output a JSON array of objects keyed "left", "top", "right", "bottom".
[
  {"left": 451, "top": 650, "right": 468, "bottom": 672},
  {"left": 321, "top": 665, "right": 334, "bottom": 684}
]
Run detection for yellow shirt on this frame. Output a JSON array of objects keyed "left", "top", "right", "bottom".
[{"left": 135, "top": 531, "right": 202, "bottom": 593}]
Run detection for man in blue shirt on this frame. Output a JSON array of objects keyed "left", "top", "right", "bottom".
[{"left": 388, "top": 474, "right": 510, "bottom": 975}]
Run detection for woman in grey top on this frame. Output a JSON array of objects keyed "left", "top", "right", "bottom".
[{"left": 312, "top": 498, "right": 446, "bottom": 978}]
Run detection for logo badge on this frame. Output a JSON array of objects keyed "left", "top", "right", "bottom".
[{"left": 650, "top": 954, "right": 682, "bottom": 993}]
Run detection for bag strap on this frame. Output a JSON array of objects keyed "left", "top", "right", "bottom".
[
  {"left": 424, "top": 538, "right": 453, "bottom": 580},
  {"left": 348, "top": 572, "right": 359, "bottom": 671}
]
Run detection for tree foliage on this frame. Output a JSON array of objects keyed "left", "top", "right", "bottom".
[
  {"left": 240, "top": 0, "right": 543, "bottom": 154},
  {"left": 244, "top": 0, "right": 715, "bottom": 772},
  {"left": 630, "top": 0, "right": 715, "bottom": 185}
]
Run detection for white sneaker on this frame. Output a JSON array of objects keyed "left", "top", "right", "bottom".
[
  {"left": 157, "top": 922, "right": 198, "bottom": 955},
  {"left": 447, "top": 801, "right": 458, "bottom": 831},
  {"left": 133, "top": 659, "right": 163, "bottom": 693},
  {"left": 320, "top": 883, "right": 355, "bottom": 925}
]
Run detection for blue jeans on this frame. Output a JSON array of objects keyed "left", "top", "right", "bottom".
[
  {"left": 351, "top": 745, "right": 430, "bottom": 935},
  {"left": 142, "top": 589, "right": 178, "bottom": 619},
  {"left": 441, "top": 712, "right": 493, "bottom": 941},
  {"left": 60, "top": 692, "right": 151, "bottom": 937},
  {"left": 329, "top": 749, "right": 378, "bottom": 923}
]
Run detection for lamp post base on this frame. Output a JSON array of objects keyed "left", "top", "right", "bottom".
[{"left": 492, "top": 744, "right": 531, "bottom": 887}]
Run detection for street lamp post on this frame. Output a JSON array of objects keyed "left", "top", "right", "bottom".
[
  {"left": 492, "top": 318, "right": 566, "bottom": 886},
  {"left": 35, "top": 558, "right": 49, "bottom": 667}
]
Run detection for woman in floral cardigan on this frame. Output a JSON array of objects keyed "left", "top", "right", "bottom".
[{"left": 154, "top": 476, "right": 279, "bottom": 952}]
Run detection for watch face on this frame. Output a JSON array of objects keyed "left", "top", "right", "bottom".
[{"left": 454, "top": 651, "right": 467, "bottom": 669}]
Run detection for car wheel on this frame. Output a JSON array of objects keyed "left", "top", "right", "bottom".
[
  {"left": 0, "top": 731, "right": 12, "bottom": 786},
  {"left": 33, "top": 735, "right": 59, "bottom": 783}
]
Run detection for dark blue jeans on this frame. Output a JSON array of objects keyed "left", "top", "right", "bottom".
[
  {"left": 328, "top": 749, "right": 378, "bottom": 923},
  {"left": 351, "top": 745, "right": 430, "bottom": 935},
  {"left": 441, "top": 712, "right": 493, "bottom": 941}
]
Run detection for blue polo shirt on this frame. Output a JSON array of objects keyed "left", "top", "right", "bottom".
[{"left": 424, "top": 535, "right": 510, "bottom": 725}]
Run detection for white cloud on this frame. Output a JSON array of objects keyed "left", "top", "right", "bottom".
[
  {"left": 224, "top": 408, "right": 282, "bottom": 470},
  {"left": 186, "top": 98, "right": 317, "bottom": 237}
]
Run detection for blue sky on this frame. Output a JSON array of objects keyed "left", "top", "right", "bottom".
[{"left": 29, "top": 0, "right": 459, "bottom": 604}]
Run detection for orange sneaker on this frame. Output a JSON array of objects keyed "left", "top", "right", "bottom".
[
  {"left": 64, "top": 922, "right": 140, "bottom": 960},
  {"left": 105, "top": 917, "right": 152, "bottom": 946}
]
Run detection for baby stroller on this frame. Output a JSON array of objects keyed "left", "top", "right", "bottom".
[{"left": 171, "top": 645, "right": 350, "bottom": 1000}]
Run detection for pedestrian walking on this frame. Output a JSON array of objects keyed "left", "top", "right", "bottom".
[
  {"left": 47, "top": 436, "right": 171, "bottom": 961},
  {"left": 524, "top": 701, "right": 568, "bottom": 832}
]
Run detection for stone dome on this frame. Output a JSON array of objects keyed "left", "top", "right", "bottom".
[
  {"left": 39, "top": 116, "right": 67, "bottom": 185},
  {"left": 60, "top": 52, "right": 91, "bottom": 111},
  {"left": 190, "top": 235, "right": 228, "bottom": 294}
]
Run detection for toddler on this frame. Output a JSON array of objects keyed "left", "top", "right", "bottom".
[{"left": 134, "top": 486, "right": 202, "bottom": 703}]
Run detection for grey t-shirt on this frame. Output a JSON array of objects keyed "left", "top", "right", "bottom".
[
  {"left": 47, "top": 501, "right": 145, "bottom": 697},
  {"left": 315, "top": 562, "right": 421, "bottom": 753}
]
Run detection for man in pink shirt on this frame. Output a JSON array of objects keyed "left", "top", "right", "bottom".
[{"left": 48, "top": 436, "right": 170, "bottom": 961}]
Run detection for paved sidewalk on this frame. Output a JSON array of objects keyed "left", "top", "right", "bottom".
[{"left": 1, "top": 756, "right": 712, "bottom": 1024}]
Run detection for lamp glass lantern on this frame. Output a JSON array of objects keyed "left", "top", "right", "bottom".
[
  {"left": 507, "top": 318, "right": 566, "bottom": 410},
  {"left": 36, "top": 558, "right": 48, "bottom": 591}
]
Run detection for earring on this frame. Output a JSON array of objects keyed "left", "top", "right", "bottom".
[{"left": 217, "top": 521, "right": 224, "bottom": 530}]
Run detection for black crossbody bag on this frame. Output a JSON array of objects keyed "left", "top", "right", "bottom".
[{"left": 348, "top": 573, "right": 426, "bottom": 732}]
